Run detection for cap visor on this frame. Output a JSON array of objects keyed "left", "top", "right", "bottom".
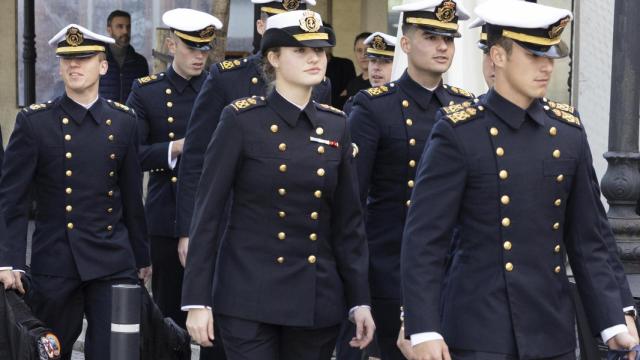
[
  {"left": 516, "top": 40, "right": 569, "bottom": 59},
  {"left": 57, "top": 52, "right": 102, "bottom": 59},
  {"left": 420, "top": 27, "right": 461, "bottom": 38}
]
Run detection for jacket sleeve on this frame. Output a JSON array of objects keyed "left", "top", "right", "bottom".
[
  {"left": 401, "top": 118, "right": 467, "bottom": 337},
  {"left": 176, "top": 67, "right": 227, "bottom": 237},
  {"left": 348, "top": 93, "right": 381, "bottom": 208},
  {"left": 126, "top": 83, "right": 172, "bottom": 171},
  {"left": 0, "top": 112, "right": 38, "bottom": 270},
  {"left": 181, "top": 106, "right": 243, "bottom": 307},
  {"left": 118, "top": 115, "right": 150, "bottom": 268},
  {"left": 564, "top": 131, "right": 625, "bottom": 335},
  {"left": 330, "top": 121, "right": 370, "bottom": 308}
]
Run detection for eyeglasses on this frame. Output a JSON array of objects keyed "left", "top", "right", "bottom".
[{"left": 608, "top": 345, "right": 640, "bottom": 360}]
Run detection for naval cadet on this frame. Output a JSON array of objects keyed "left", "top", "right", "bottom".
[
  {"left": 181, "top": 10, "right": 374, "bottom": 359},
  {"left": 401, "top": 1, "right": 637, "bottom": 359},
  {"left": 126, "top": 8, "right": 222, "bottom": 332},
  {"left": 345, "top": 1, "right": 473, "bottom": 359},
  {"left": 175, "top": 0, "right": 332, "bottom": 254},
  {"left": 0, "top": 24, "right": 149, "bottom": 360}
]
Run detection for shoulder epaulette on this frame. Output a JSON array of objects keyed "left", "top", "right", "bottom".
[
  {"left": 444, "top": 84, "right": 475, "bottom": 99},
  {"left": 362, "top": 83, "right": 397, "bottom": 98},
  {"left": 543, "top": 98, "right": 581, "bottom": 128},
  {"left": 315, "top": 102, "right": 346, "bottom": 116},
  {"left": 230, "top": 96, "right": 266, "bottom": 113},
  {"left": 217, "top": 58, "right": 249, "bottom": 72},
  {"left": 443, "top": 100, "right": 483, "bottom": 126},
  {"left": 136, "top": 73, "right": 165, "bottom": 86},
  {"left": 22, "top": 102, "right": 51, "bottom": 114},
  {"left": 106, "top": 99, "right": 135, "bottom": 116}
]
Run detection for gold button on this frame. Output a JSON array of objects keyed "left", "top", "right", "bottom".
[
  {"left": 67, "top": 222, "right": 74, "bottom": 230},
  {"left": 62, "top": 117, "right": 69, "bottom": 125},
  {"left": 406, "top": 119, "right": 413, "bottom": 126},
  {"left": 505, "top": 262, "right": 514, "bottom": 272},
  {"left": 402, "top": 100, "right": 409, "bottom": 108},
  {"left": 309, "top": 233, "right": 318, "bottom": 241},
  {"left": 556, "top": 174, "right": 564, "bottom": 182},
  {"left": 109, "top": 171, "right": 115, "bottom": 177},
  {"left": 316, "top": 127, "right": 324, "bottom": 135},
  {"left": 314, "top": 190, "right": 322, "bottom": 199},
  {"left": 501, "top": 195, "right": 510, "bottom": 205},
  {"left": 409, "top": 160, "right": 416, "bottom": 168},
  {"left": 108, "top": 190, "right": 114, "bottom": 197},
  {"left": 503, "top": 241, "right": 512, "bottom": 251},
  {"left": 251, "top": 77, "right": 259, "bottom": 84},
  {"left": 278, "top": 211, "right": 286, "bottom": 218},
  {"left": 490, "top": 127, "right": 499, "bottom": 136},
  {"left": 65, "top": 205, "right": 73, "bottom": 212},
  {"left": 552, "top": 150, "right": 561, "bottom": 159},
  {"left": 549, "top": 127, "right": 557, "bottom": 136},
  {"left": 65, "top": 187, "right": 72, "bottom": 194},
  {"left": 310, "top": 212, "right": 319, "bottom": 220},
  {"left": 278, "top": 188, "right": 287, "bottom": 196},
  {"left": 169, "top": 132, "right": 175, "bottom": 139},
  {"left": 308, "top": 255, "right": 317, "bottom": 264},
  {"left": 65, "top": 134, "right": 71, "bottom": 141},
  {"left": 107, "top": 208, "right": 113, "bottom": 213},
  {"left": 499, "top": 170, "right": 509, "bottom": 180},
  {"left": 278, "top": 232, "right": 286, "bottom": 240},
  {"left": 277, "top": 256, "right": 285, "bottom": 264},
  {"left": 278, "top": 143, "right": 287, "bottom": 152},
  {"left": 406, "top": 200, "right": 411, "bottom": 207},
  {"left": 279, "top": 164, "right": 287, "bottom": 173},
  {"left": 317, "top": 146, "right": 325, "bottom": 154},
  {"left": 65, "top": 152, "right": 72, "bottom": 159},
  {"left": 553, "top": 222, "right": 560, "bottom": 230},
  {"left": 317, "top": 168, "right": 325, "bottom": 177},
  {"left": 106, "top": 119, "right": 112, "bottom": 126},
  {"left": 409, "top": 138, "right": 416, "bottom": 146},
  {"left": 66, "top": 170, "right": 73, "bottom": 177},
  {"left": 502, "top": 217, "right": 511, "bottom": 227},
  {"left": 107, "top": 225, "right": 113, "bottom": 231},
  {"left": 408, "top": 180, "right": 415, "bottom": 188},
  {"left": 108, "top": 134, "right": 114, "bottom": 141},
  {"left": 496, "top": 147, "right": 505, "bottom": 157},
  {"left": 171, "top": 176, "right": 177, "bottom": 183},
  {"left": 478, "top": 106, "right": 485, "bottom": 111},
  {"left": 167, "top": 117, "right": 174, "bottom": 123},
  {"left": 165, "top": 88, "right": 172, "bottom": 95},
  {"left": 110, "top": 153, "right": 116, "bottom": 160},
  {"left": 167, "top": 101, "right": 173, "bottom": 108},
  {"left": 270, "top": 124, "right": 279, "bottom": 133},
  {"left": 554, "top": 245, "right": 561, "bottom": 253},
  {"left": 554, "top": 266, "right": 562, "bottom": 274},
  {"left": 554, "top": 199, "right": 562, "bottom": 207}
]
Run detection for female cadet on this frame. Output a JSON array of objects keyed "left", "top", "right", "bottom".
[{"left": 181, "top": 9, "right": 375, "bottom": 360}]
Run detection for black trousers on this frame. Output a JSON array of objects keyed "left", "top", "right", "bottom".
[
  {"left": 26, "top": 269, "right": 136, "bottom": 360},
  {"left": 150, "top": 235, "right": 186, "bottom": 328},
  {"left": 370, "top": 297, "right": 404, "bottom": 360},
  {"left": 217, "top": 314, "right": 340, "bottom": 360},
  {"left": 450, "top": 349, "right": 575, "bottom": 360},
  {"left": 335, "top": 319, "right": 363, "bottom": 359}
]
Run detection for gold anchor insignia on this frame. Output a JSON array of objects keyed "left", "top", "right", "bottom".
[
  {"left": 299, "top": 10, "right": 321, "bottom": 32},
  {"left": 66, "top": 27, "right": 84, "bottom": 46},
  {"left": 200, "top": 25, "right": 216, "bottom": 39},
  {"left": 221, "top": 60, "right": 235, "bottom": 70},
  {"left": 435, "top": 0, "right": 457, "bottom": 23},
  {"left": 549, "top": 16, "right": 570, "bottom": 39},
  {"left": 372, "top": 36, "right": 387, "bottom": 51},
  {"left": 283, "top": 0, "right": 300, "bottom": 10}
]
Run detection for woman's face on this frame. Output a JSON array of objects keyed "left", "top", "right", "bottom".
[{"left": 270, "top": 47, "right": 328, "bottom": 87}]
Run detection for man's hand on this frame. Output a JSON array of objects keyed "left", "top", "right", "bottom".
[
  {"left": 178, "top": 237, "right": 189, "bottom": 267},
  {"left": 138, "top": 266, "right": 152, "bottom": 283},
  {"left": 607, "top": 331, "right": 638, "bottom": 351},
  {"left": 0, "top": 270, "right": 25, "bottom": 295},
  {"left": 411, "top": 339, "right": 451, "bottom": 360},
  {"left": 186, "top": 308, "right": 214, "bottom": 347},
  {"left": 349, "top": 306, "right": 376, "bottom": 349},
  {"left": 626, "top": 315, "right": 639, "bottom": 344},
  {"left": 397, "top": 325, "right": 415, "bottom": 359},
  {"left": 171, "top": 138, "right": 185, "bottom": 159}
]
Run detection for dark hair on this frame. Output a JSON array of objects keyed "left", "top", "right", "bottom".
[
  {"left": 107, "top": 10, "right": 131, "bottom": 26},
  {"left": 261, "top": 47, "right": 281, "bottom": 86},
  {"left": 490, "top": 36, "right": 514, "bottom": 56},
  {"left": 401, "top": 23, "right": 418, "bottom": 36},
  {"left": 354, "top": 32, "right": 372, "bottom": 48}
]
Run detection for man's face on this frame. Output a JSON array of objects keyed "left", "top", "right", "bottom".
[
  {"left": 354, "top": 39, "right": 368, "bottom": 73},
  {"left": 59, "top": 54, "right": 108, "bottom": 94},
  {"left": 107, "top": 16, "right": 131, "bottom": 47},
  {"left": 482, "top": 52, "right": 495, "bottom": 88},
  {"left": 402, "top": 28, "right": 455, "bottom": 76},
  {"left": 368, "top": 58, "right": 393, "bottom": 87},
  {"left": 169, "top": 38, "right": 208, "bottom": 78},
  {"left": 494, "top": 42, "right": 554, "bottom": 101}
]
